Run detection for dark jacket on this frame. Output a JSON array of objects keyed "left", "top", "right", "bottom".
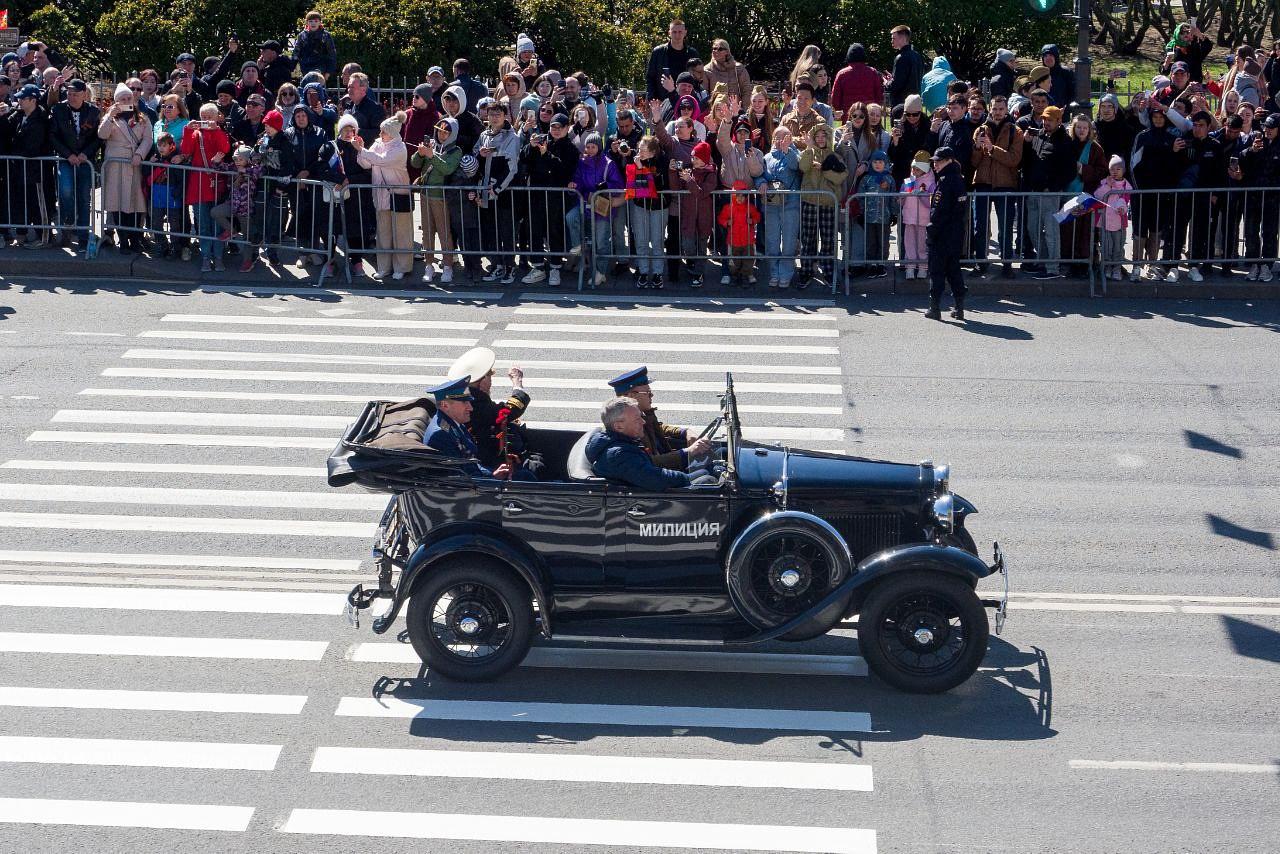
[
  {"left": 293, "top": 28, "right": 337, "bottom": 77},
  {"left": 1170, "top": 36, "right": 1213, "bottom": 83},
  {"left": 1095, "top": 113, "right": 1139, "bottom": 166},
  {"left": 50, "top": 101, "right": 101, "bottom": 161},
  {"left": 260, "top": 55, "right": 297, "bottom": 97},
  {"left": 928, "top": 160, "right": 966, "bottom": 237},
  {"left": 453, "top": 75, "right": 489, "bottom": 116},
  {"left": 468, "top": 386, "right": 531, "bottom": 469},
  {"left": 937, "top": 117, "right": 976, "bottom": 180},
  {"left": 4, "top": 105, "right": 51, "bottom": 160},
  {"left": 422, "top": 411, "right": 494, "bottom": 478},
  {"left": 646, "top": 41, "right": 700, "bottom": 101},
  {"left": 1039, "top": 46, "right": 1076, "bottom": 107},
  {"left": 888, "top": 120, "right": 938, "bottom": 184},
  {"left": 1021, "top": 124, "right": 1075, "bottom": 192},
  {"left": 988, "top": 61, "right": 1016, "bottom": 99},
  {"left": 1240, "top": 136, "right": 1280, "bottom": 187},
  {"left": 1184, "top": 133, "right": 1226, "bottom": 189},
  {"left": 586, "top": 429, "right": 691, "bottom": 491},
  {"left": 231, "top": 116, "right": 265, "bottom": 147},
  {"left": 346, "top": 95, "right": 387, "bottom": 147},
  {"left": 452, "top": 110, "right": 484, "bottom": 160},
  {"left": 282, "top": 123, "right": 333, "bottom": 177},
  {"left": 890, "top": 45, "right": 924, "bottom": 107},
  {"left": 521, "top": 135, "right": 579, "bottom": 188},
  {"left": 1131, "top": 125, "right": 1187, "bottom": 190}
]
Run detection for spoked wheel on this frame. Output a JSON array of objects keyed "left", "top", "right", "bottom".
[
  {"left": 406, "top": 562, "right": 534, "bottom": 681},
  {"left": 727, "top": 519, "right": 850, "bottom": 630},
  {"left": 858, "top": 571, "right": 989, "bottom": 693}
]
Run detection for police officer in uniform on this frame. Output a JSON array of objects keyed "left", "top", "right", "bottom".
[
  {"left": 608, "top": 366, "right": 712, "bottom": 470},
  {"left": 421, "top": 376, "right": 513, "bottom": 479},
  {"left": 449, "top": 347, "right": 544, "bottom": 479},
  {"left": 926, "top": 145, "right": 968, "bottom": 322}
]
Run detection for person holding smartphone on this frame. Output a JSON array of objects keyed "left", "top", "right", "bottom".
[{"left": 99, "top": 83, "right": 154, "bottom": 255}]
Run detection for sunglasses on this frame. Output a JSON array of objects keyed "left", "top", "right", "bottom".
[
  {"left": 905, "top": 111, "right": 921, "bottom": 117},
  {"left": 850, "top": 114, "right": 866, "bottom": 119}
]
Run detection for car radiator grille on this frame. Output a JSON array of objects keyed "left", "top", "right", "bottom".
[{"left": 820, "top": 513, "right": 904, "bottom": 562}]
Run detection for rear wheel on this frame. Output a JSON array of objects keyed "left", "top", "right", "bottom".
[
  {"left": 727, "top": 518, "right": 850, "bottom": 631},
  {"left": 406, "top": 561, "right": 534, "bottom": 681},
  {"left": 858, "top": 571, "right": 989, "bottom": 693}
]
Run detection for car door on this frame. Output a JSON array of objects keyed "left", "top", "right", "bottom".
[
  {"left": 499, "top": 479, "right": 607, "bottom": 597},
  {"left": 605, "top": 484, "right": 732, "bottom": 615}
]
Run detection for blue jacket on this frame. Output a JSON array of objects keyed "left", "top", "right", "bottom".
[
  {"left": 857, "top": 161, "right": 898, "bottom": 224},
  {"left": 293, "top": 28, "right": 337, "bottom": 77},
  {"left": 586, "top": 429, "right": 690, "bottom": 491},
  {"left": 921, "top": 57, "right": 957, "bottom": 113},
  {"left": 422, "top": 411, "right": 494, "bottom": 477},
  {"left": 763, "top": 144, "right": 802, "bottom": 210}
]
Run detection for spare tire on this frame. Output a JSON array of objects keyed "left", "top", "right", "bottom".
[{"left": 725, "top": 512, "right": 853, "bottom": 631}]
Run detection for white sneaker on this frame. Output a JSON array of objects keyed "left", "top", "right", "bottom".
[
  {"left": 1111, "top": 269, "right": 1123, "bottom": 281},
  {"left": 522, "top": 268, "right": 547, "bottom": 284},
  {"left": 1246, "top": 265, "right": 1259, "bottom": 281},
  {"left": 440, "top": 266, "right": 453, "bottom": 284},
  {"left": 719, "top": 274, "right": 730, "bottom": 285},
  {"left": 1261, "top": 266, "right": 1274, "bottom": 283},
  {"left": 548, "top": 268, "right": 561, "bottom": 287},
  {"left": 482, "top": 266, "right": 505, "bottom": 282},
  {"left": 1140, "top": 265, "right": 1159, "bottom": 281},
  {"left": 593, "top": 272, "right": 606, "bottom": 287},
  {"left": 1165, "top": 269, "right": 1180, "bottom": 283},
  {"left": 1187, "top": 267, "right": 1204, "bottom": 282},
  {"left": 422, "top": 265, "right": 436, "bottom": 283},
  {"left": 370, "top": 270, "right": 387, "bottom": 281},
  {"left": 904, "top": 269, "right": 915, "bottom": 280},
  {"left": 768, "top": 277, "right": 779, "bottom": 288},
  {"left": 392, "top": 272, "right": 404, "bottom": 281}
]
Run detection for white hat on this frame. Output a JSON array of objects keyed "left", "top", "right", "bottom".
[
  {"left": 380, "top": 110, "right": 406, "bottom": 136},
  {"left": 911, "top": 157, "right": 931, "bottom": 173},
  {"left": 516, "top": 33, "right": 535, "bottom": 55},
  {"left": 16, "top": 41, "right": 30, "bottom": 61},
  {"left": 335, "top": 113, "right": 358, "bottom": 136},
  {"left": 449, "top": 347, "right": 496, "bottom": 383},
  {"left": 113, "top": 82, "right": 133, "bottom": 102},
  {"left": 903, "top": 93, "right": 924, "bottom": 113}
]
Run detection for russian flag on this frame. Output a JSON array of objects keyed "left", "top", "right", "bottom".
[{"left": 1054, "top": 192, "right": 1106, "bottom": 223}]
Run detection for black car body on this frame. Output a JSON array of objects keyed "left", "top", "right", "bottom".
[{"left": 332, "top": 375, "right": 1008, "bottom": 693}]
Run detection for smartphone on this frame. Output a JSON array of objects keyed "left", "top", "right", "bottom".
[
  {"left": 893, "top": 119, "right": 902, "bottom": 131},
  {"left": 1025, "top": 126, "right": 1041, "bottom": 137},
  {"left": 1230, "top": 156, "right": 1240, "bottom": 170}
]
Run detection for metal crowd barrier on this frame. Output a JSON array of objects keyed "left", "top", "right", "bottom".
[
  {"left": 0, "top": 154, "right": 92, "bottom": 254},
  {"left": 584, "top": 187, "right": 841, "bottom": 293}
]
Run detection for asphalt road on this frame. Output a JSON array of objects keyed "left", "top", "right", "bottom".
[{"left": 0, "top": 276, "right": 1277, "bottom": 854}]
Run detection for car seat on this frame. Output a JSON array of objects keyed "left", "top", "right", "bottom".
[{"left": 566, "top": 428, "right": 605, "bottom": 482}]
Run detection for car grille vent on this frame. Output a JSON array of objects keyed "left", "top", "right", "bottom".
[{"left": 818, "top": 513, "right": 903, "bottom": 561}]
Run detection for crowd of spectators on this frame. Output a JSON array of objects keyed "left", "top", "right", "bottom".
[{"left": 0, "top": 14, "right": 1277, "bottom": 288}]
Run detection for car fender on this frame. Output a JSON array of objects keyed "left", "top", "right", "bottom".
[
  {"left": 372, "top": 522, "right": 554, "bottom": 637},
  {"left": 843, "top": 542, "right": 995, "bottom": 616},
  {"left": 953, "top": 493, "right": 977, "bottom": 524}
]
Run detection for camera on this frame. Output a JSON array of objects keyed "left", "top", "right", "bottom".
[
  {"left": 670, "top": 160, "right": 684, "bottom": 171},
  {"left": 617, "top": 141, "right": 632, "bottom": 156},
  {"left": 531, "top": 133, "right": 548, "bottom": 145}
]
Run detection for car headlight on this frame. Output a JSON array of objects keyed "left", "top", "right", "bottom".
[
  {"left": 933, "top": 463, "right": 950, "bottom": 495},
  {"left": 933, "top": 494, "right": 955, "bottom": 533}
]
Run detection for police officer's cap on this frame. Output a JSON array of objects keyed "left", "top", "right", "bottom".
[
  {"left": 449, "top": 347, "right": 496, "bottom": 385},
  {"left": 930, "top": 146, "right": 957, "bottom": 162},
  {"left": 608, "top": 366, "right": 650, "bottom": 394},
  {"left": 428, "top": 376, "right": 474, "bottom": 402}
]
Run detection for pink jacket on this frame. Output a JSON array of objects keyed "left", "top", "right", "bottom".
[
  {"left": 1096, "top": 176, "right": 1131, "bottom": 231},
  {"left": 900, "top": 171, "right": 935, "bottom": 227}
]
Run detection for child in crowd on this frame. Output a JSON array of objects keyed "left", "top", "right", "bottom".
[
  {"left": 1097, "top": 154, "right": 1133, "bottom": 281},
  {"left": 675, "top": 140, "right": 719, "bottom": 288},
  {"left": 717, "top": 179, "right": 761, "bottom": 286},
  {"left": 145, "top": 133, "right": 185, "bottom": 258},
  {"left": 856, "top": 149, "right": 896, "bottom": 278},
  {"left": 899, "top": 150, "right": 935, "bottom": 280},
  {"left": 211, "top": 145, "right": 262, "bottom": 263}
]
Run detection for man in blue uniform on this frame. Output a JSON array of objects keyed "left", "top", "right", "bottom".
[
  {"left": 926, "top": 146, "right": 968, "bottom": 322},
  {"left": 587, "top": 397, "right": 712, "bottom": 490},
  {"left": 608, "top": 366, "right": 711, "bottom": 469},
  {"left": 421, "top": 376, "right": 512, "bottom": 479}
]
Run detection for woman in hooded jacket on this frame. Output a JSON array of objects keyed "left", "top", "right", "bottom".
[
  {"left": 412, "top": 117, "right": 463, "bottom": 283},
  {"left": 496, "top": 72, "right": 527, "bottom": 112},
  {"left": 1129, "top": 107, "right": 1187, "bottom": 280},
  {"left": 301, "top": 82, "right": 337, "bottom": 138},
  {"left": 665, "top": 94, "right": 707, "bottom": 142},
  {"left": 355, "top": 111, "right": 414, "bottom": 280},
  {"left": 441, "top": 85, "right": 484, "bottom": 158},
  {"left": 283, "top": 103, "right": 339, "bottom": 267},
  {"left": 798, "top": 122, "right": 843, "bottom": 286},
  {"left": 334, "top": 113, "right": 376, "bottom": 277},
  {"left": 569, "top": 132, "right": 626, "bottom": 286}
]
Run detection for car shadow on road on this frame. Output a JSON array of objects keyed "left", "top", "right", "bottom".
[
  {"left": 1206, "top": 512, "right": 1275, "bottom": 550},
  {"left": 1222, "top": 616, "right": 1280, "bottom": 664},
  {"left": 365, "top": 635, "right": 1055, "bottom": 748}
]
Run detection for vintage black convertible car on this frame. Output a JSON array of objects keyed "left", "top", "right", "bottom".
[{"left": 331, "top": 375, "right": 1008, "bottom": 693}]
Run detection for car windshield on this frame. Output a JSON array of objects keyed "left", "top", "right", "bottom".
[{"left": 723, "top": 372, "right": 741, "bottom": 478}]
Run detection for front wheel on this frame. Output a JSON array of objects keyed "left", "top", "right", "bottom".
[
  {"left": 858, "top": 571, "right": 989, "bottom": 693},
  {"left": 406, "top": 561, "right": 534, "bottom": 681}
]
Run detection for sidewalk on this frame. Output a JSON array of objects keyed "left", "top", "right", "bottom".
[{"left": 1, "top": 244, "right": 1275, "bottom": 301}]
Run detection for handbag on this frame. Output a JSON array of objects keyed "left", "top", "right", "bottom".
[
  {"left": 592, "top": 193, "right": 613, "bottom": 218},
  {"left": 389, "top": 190, "right": 412, "bottom": 212}
]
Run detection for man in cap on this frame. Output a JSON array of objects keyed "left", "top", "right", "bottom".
[
  {"left": 448, "top": 348, "right": 542, "bottom": 479},
  {"left": 925, "top": 146, "right": 967, "bottom": 321},
  {"left": 422, "top": 377, "right": 512, "bottom": 479},
  {"left": 519, "top": 112, "right": 579, "bottom": 287},
  {"left": 426, "top": 67, "right": 447, "bottom": 113},
  {"left": 257, "top": 40, "right": 296, "bottom": 96},
  {"left": 232, "top": 94, "right": 268, "bottom": 145},
  {"left": 49, "top": 76, "right": 101, "bottom": 248},
  {"left": 608, "top": 367, "right": 712, "bottom": 470},
  {"left": 1020, "top": 104, "right": 1073, "bottom": 279},
  {"left": 234, "top": 61, "right": 268, "bottom": 108},
  {"left": 989, "top": 49, "right": 1017, "bottom": 99},
  {"left": 5, "top": 83, "right": 54, "bottom": 247}
]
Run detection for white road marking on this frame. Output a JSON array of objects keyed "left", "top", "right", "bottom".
[
  {"left": 161, "top": 313, "right": 485, "bottom": 329},
  {"left": 525, "top": 421, "right": 844, "bottom": 442},
  {"left": 0, "top": 573, "right": 357, "bottom": 592},
  {"left": 0, "top": 798, "right": 254, "bottom": 832},
  {"left": 77, "top": 387, "right": 843, "bottom": 415},
  {"left": 64, "top": 331, "right": 125, "bottom": 337},
  {"left": 1007, "top": 601, "right": 1280, "bottom": 616},
  {"left": 493, "top": 337, "right": 840, "bottom": 356},
  {"left": 0, "top": 686, "right": 306, "bottom": 714},
  {"left": 311, "top": 746, "right": 873, "bottom": 791},
  {"left": 0, "top": 549, "right": 358, "bottom": 571},
  {"left": 99, "top": 367, "right": 843, "bottom": 394},
  {"left": 1003, "top": 591, "right": 1280, "bottom": 605},
  {"left": 0, "top": 584, "right": 345, "bottom": 614},
  {"left": 1114, "top": 453, "right": 1146, "bottom": 468},
  {"left": 1069, "top": 760, "right": 1279, "bottom": 774},
  {"left": 281, "top": 809, "right": 874, "bottom": 853},
  {"left": 0, "top": 481, "right": 385, "bottom": 511},
  {"left": 353, "top": 643, "right": 868, "bottom": 676},
  {"left": 522, "top": 293, "right": 836, "bottom": 308},
  {"left": 1, "top": 459, "right": 328, "bottom": 477},
  {"left": 316, "top": 308, "right": 364, "bottom": 317},
  {"left": 0, "top": 565, "right": 362, "bottom": 582},
  {"left": 193, "top": 284, "right": 502, "bottom": 300},
  {"left": 0, "top": 631, "right": 329, "bottom": 659},
  {"left": 335, "top": 698, "right": 873, "bottom": 732},
  {"left": 28, "top": 431, "right": 335, "bottom": 449},
  {"left": 0, "top": 511, "right": 376, "bottom": 538},
  {"left": 507, "top": 321, "right": 838, "bottom": 338},
  {"left": 0, "top": 736, "right": 281, "bottom": 771},
  {"left": 121, "top": 347, "right": 843, "bottom": 375},
  {"left": 513, "top": 305, "right": 838, "bottom": 321},
  {"left": 139, "top": 329, "right": 479, "bottom": 347}
]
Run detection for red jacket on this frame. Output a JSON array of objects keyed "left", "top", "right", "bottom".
[
  {"left": 179, "top": 123, "right": 231, "bottom": 204},
  {"left": 830, "top": 63, "right": 885, "bottom": 117},
  {"left": 717, "top": 198, "right": 761, "bottom": 247}
]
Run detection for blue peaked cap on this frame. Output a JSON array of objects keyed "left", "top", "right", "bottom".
[
  {"left": 608, "top": 366, "right": 650, "bottom": 394},
  {"left": 428, "top": 376, "right": 474, "bottom": 402}
]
